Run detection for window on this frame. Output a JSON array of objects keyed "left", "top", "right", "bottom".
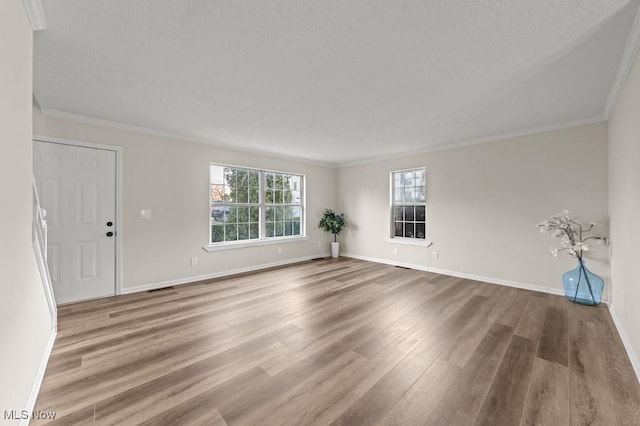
[
  {"left": 391, "top": 168, "right": 426, "bottom": 240},
  {"left": 210, "top": 165, "right": 304, "bottom": 245}
]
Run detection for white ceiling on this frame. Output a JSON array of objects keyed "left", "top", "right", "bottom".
[{"left": 34, "top": 0, "right": 640, "bottom": 166}]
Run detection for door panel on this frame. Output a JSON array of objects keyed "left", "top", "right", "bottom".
[{"left": 34, "top": 141, "right": 116, "bottom": 304}]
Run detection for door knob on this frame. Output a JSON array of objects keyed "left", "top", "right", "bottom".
[
  {"left": 106, "top": 231, "right": 114, "bottom": 237},
  {"left": 106, "top": 221, "right": 113, "bottom": 227}
]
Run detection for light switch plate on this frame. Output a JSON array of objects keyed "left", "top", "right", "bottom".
[{"left": 140, "top": 210, "right": 151, "bottom": 219}]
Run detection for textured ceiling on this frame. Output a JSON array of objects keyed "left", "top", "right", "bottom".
[{"left": 34, "top": 0, "right": 639, "bottom": 166}]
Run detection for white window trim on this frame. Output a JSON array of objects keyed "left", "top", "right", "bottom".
[
  {"left": 386, "top": 238, "right": 433, "bottom": 247},
  {"left": 206, "top": 163, "right": 306, "bottom": 250},
  {"left": 203, "top": 235, "right": 308, "bottom": 252},
  {"left": 390, "top": 166, "right": 427, "bottom": 241}
]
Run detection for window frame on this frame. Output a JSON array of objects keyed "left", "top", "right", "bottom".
[
  {"left": 207, "top": 163, "right": 306, "bottom": 250},
  {"left": 390, "top": 167, "right": 428, "bottom": 243}
]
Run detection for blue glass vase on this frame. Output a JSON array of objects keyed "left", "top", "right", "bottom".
[{"left": 562, "top": 260, "right": 604, "bottom": 306}]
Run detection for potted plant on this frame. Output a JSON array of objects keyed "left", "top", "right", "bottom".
[{"left": 319, "top": 208, "right": 347, "bottom": 258}]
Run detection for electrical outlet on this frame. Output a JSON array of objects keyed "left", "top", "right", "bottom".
[
  {"left": 394, "top": 247, "right": 399, "bottom": 255},
  {"left": 432, "top": 251, "right": 439, "bottom": 260},
  {"left": 191, "top": 257, "right": 198, "bottom": 266},
  {"left": 140, "top": 209, "right": 151, "bottom": 219}
]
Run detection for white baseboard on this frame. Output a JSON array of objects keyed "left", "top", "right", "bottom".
[
  {"left": 121, "top": 254, "right": 330, "bottom": 294},
  {"left": 20, "top": 327, "right": 56, "bottom": 426},
  {"left": 608, "top": 304, "right": 640, "bottom": 383},
  {"left": 341, "top": 252, "right": 566, "bottom": 297}
]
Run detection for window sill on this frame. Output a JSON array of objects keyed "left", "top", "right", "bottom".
[
  {"left": 203, "top": 236, "right": 309, "bottom": 252},
  {"left": 386, "top": 238, "right": 433, "bottom": 247}
]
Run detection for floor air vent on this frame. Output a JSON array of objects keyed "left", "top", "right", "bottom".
[{"left": 147, "top": 286, "right": 175, "bottom": 293}]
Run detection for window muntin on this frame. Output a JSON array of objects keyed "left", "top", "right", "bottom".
[
  {"left": 210, "top": 165, "right": 304, "bottom": 244},
  {"left": 391, "top": 168, "right": 426, "bottom": 239}
]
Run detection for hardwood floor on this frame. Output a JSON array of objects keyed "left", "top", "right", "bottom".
[{"left": 34, "top": 258, "right": 640, "bottom": 425}]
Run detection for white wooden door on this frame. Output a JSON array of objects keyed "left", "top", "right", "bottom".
[{"left": 34, "top": 141, "right": 116, "bottom": 304}]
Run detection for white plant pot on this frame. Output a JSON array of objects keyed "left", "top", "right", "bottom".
[{"left": 331, "top": 242, "right": 340, "bottom": 258}]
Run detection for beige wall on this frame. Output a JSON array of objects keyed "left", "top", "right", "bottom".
[
  {"left": 609, "top": 50, "right": 640, "bottom": 372},
  {"left": 33, "top": 110, "right": 336, "bottom": 292},
  {"left": 337, "top": 123, "right": 609, "bottom": 295},
  {"left": 0, "top": 0, "right": 53, "bottom": 418}
]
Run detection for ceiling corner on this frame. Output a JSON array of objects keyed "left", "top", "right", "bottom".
[
  {"left": 603, "top": 1, "right": 640, "bottom": 119},
  {"left": 22, "top": 0, "right": 46, "bottom": 31}
]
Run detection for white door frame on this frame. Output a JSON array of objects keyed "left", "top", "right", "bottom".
[{"left": 33, "top": 135, "right": 124, "bottom": 297}]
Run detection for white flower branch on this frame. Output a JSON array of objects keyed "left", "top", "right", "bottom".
[{"left": 538, "top": 210, "right": 608, "bottom": 262}]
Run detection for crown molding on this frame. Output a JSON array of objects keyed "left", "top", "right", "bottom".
[
  {"left": 38, "top": 108, "right": 337, "bottom": 169},
  {"left": 604, "top": 2, "right": 640, "bottom": 118},
  {"left": 336, "top": 115, "right": 606, "bottom": 168},
  {"left": 22, "top": 0, "right": 46, "bottom": 31}
]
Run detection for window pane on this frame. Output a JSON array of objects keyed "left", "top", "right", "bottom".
[
  {"left": 274, "top": 174, "right": 283, "bottom": 189},
  {"left": 248, "top": 170, "right": 259, "bottom": 187},
  {"left": 277, "top": 207, "right": 286, "bottom": 221},
  {"left": 283, "top": 188, "right": 293, "bottom": 203},
  {"left": 238, "top": 224, "right": 249, "bottom": 240},
  {"left": 266, "top": 173, "right": 274, "bottom": 188},
  {"left": 416, "top": 223, "right": 426, "bottom": 239},
  {"left": 210, "top": 184, "right": 224, "bottom": 202},
  {"left": 275, "top": 221, "right": 285, "bottom": 237},
  {"left": 291, "top": 175, "right": 301, "bottom": 191},
  {"left": 211, "top": 223, "right": 224, "bottom": 242},
  {"left": 291, "top": 190, "right": 301, "bottom": 204},
  {"left": 224, "top": 167, "right": 235, "bottom": 187},
  {"left": 285, "top": 221, "right": 293, "bottom": 236},
  {"left": 274, "top": 190, "right": 283, "bottom": 204},
  {"left": 292, "top": 206, "right": 302, "bottom": 219},
  {"left": 249, "top": 207, "right": 260, "bottom": 223},
  {"left": 212, "top": 206, "right": 228, "bottom": 222},
  {"left": 284, "top": 206, "right": 292, "bottom": 220},
  {"left": 210, "top": 165, "right": 224, "bottom": 185},
  {"left": 415, "top": 186, "right": 426, "bottom": 203},
  {"left": 414, "top": 169, "right": 425, "bottom": 185},
  {"left": 416, "top": 206, "right": 426, "bottom": 222},
  {"left": 394, "top": 222, "right": 403, "bottom": 237},
  {"left": 394, "top": 172, "right": 403, "bottom": 188},
  {"left": 265, "top": 189, "right": 273, "bottom": 203},
  {"left": 237, "top": 207, "right": 249, "bottom": 223},
  {"left": 404, "top": 223, "right": 415, "bottom": 238},
  {"left": 236, "top": 169, "right": 247, "bottom": 183},
  {"left": 282, "top": 175, "right": 292, "bottom": 190},
  {"left": 394, "top": 207, "right": 403, "bottom": 221},
  {"left": 224, "top": 223, "right": 238, "bottom": 241},
  {"left": 248, "top": 185, "right": 259, "bottom": 203},
  {"left": 404, "top": 206, "right": 415, "bottom": 221},
  {"left": 404, "top": 171, "right": 413, "bottom": 186},
  {"left": 265, "top": 206, "right": 275, "bottom": 221},
  {"left": 249, "top": 224, "right": 259, "bottom": 239},
  {"left": 266, "top": 222, "right": 275, "bottom": 238},
  {"left": 293, "top": 220, "right": 301, "bottom": 235},
  {"left": 394, "top": 188, "right": 403, "bottom": 203},
  {"left": 227, "top": 207, "right": 238, "bottom": 223},
  {"left": 404, "top": 188, "right": 414, "bottom": 203}
]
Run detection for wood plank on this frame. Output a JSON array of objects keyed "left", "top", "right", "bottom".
[
  {"left": 568, "top": 315, "right": 616, "bottom": 425},
  {"left": 514, "top": 295, "right": 547, "bottom": 341},
  {"left": 521, "top": 358, "right": 569, "bottom": 426},
  {"left": 427, "top": 322, "right": 513, "bottom": 423},
  {"left": 379, "top": 358, "right": 460, "bottom": 425},
  {"left": 475, "top": 335, "right": 537, "bottom": 425},
  {"left": 537, "top": 306, "right": 569, "bottom": 367}
]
